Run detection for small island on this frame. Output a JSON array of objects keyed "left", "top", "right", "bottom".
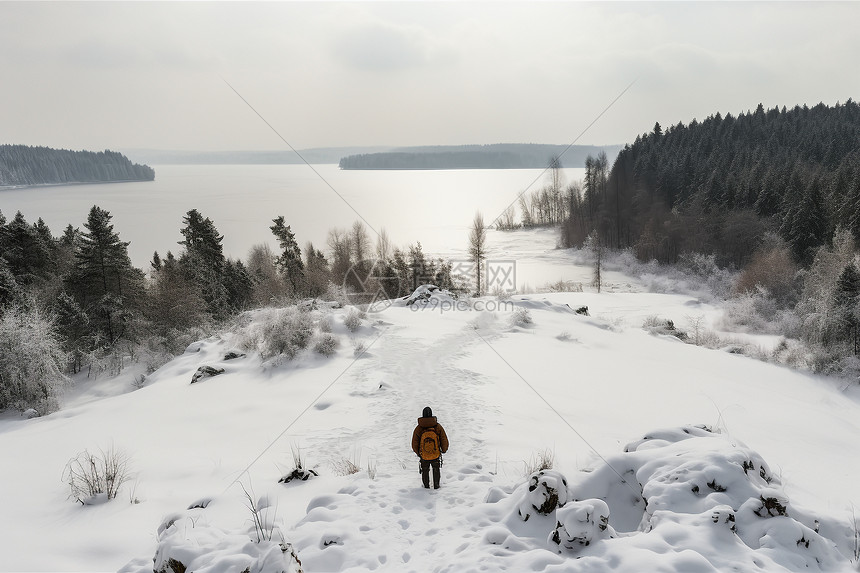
[{"left": 0, "top": 144, "right": 155, "bottom": 188}]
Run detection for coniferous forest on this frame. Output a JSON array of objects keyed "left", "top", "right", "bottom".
[
  {"left": 551, "top": 100, "right": 860, "bottom": 378},
  {"left": 561, "top": 101, "right": 860, "bottom": 267},
  {"left": 0, "top": 145, "right": 155, "bottom": 187}
]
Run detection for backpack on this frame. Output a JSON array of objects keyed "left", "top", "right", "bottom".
[{"left": 419, "top": 428, "right": 441, "bottom": 460}]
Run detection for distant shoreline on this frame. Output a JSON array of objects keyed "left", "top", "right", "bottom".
[{"left": 0, "top": 179, "right": 153, "bottom": 192}]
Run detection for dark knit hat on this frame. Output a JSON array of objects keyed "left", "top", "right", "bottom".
[{"left": 422, "top": 406, "right": 432, "bottom": 418}]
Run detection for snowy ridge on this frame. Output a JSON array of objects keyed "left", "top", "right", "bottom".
[{"left": 2, "top": 282, "right": 859, "bottom": 572}]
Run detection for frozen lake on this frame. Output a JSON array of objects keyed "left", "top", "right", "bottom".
[{"left": 1, "top": 163, "right": 586, "bottom": 288}]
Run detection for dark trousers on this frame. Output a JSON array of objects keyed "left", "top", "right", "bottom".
[{"left": 420, "top": 458, "right": 441, "bottom": 488}]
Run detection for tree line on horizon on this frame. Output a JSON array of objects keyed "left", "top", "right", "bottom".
[
  {"left": 338, "top": 143, "right": 622, "bottom": 170},
  {"left": 0, "top": 145, "right": 155, "bottom": 187}
]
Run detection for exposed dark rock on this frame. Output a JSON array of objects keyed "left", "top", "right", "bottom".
[
  {"left": 279, "top": 467, "right": 319, "bottom": 484},
  {"left": 190, "top": 365, "right": 225, "bottom": 384}
]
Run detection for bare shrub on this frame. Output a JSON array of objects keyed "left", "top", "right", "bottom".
[
  {"left": 239, "top": 482, "right": 278, "bottom": 543},
  {"left": 332, "top": 457, "right": 361, "bottom": 476},
  {"left": 523, "top": 449, "right": 555, "bottom": 476},
  {"left": 314, "top": 333, "right": 340, "bottom": 357},
  {"left": 495, "top": 204, "right": 519, "bottom": 231},
  {"left": 64, "top": 446, "right": 131, "bottom": 504},
  {"left": 367, "top": 459, "right": 378, "bottom": 480},
  {"left": 332, "top": 448, "right": 362, "bottom": 476},
  {"left": 643, "top": 315, "right": 687, "bottom": 340},
  {"left": 545, "top": 279, "right": 583, "bottom": 293},
  {"left": 734, "top": 237, "right": 798, "bottom": 306},
  {"left": 279, "top": 445, "right": 319, "bottom": 483},
  {"left": 684, "top": 314, "right": 722, "bottom": 347},
  {"left": 491, "top": 284, "right": 512, "bottom": 300},
  {"left": 511, "top": 307, "right": 533, "bottom": 327},
  {"left": 343, "top": 308, "right": 363, "bottom": 332},
  {"left": 131, "top": 373, "right": 147, "bottom": 390},
  {"left": 852, "top": 505, "right": 859, "bottom": 565},
  {"left": 352, "top": 339, "right": 368, "bottom": 357}
]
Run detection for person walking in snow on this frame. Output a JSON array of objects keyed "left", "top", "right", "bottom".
[{"left": 411, "top": 406, "right": 449, "bottom": 489}]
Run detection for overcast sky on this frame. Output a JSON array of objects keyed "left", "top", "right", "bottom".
[{"left": 2, "top": 2, "right": 859, "bottom": 152}]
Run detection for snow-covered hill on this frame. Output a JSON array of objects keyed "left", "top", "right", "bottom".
[{"left": 1, "top": 268, "right": 859, "bottom": 571}]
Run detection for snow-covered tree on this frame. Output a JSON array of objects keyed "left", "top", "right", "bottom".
[
  {"left": 178, "top": 209, "right": 228, "bottom": 318},
  {"left": 270, "top": 216, "right": 304, "bottom": 293},
  {"left": 0, "top": 302, "right": 68, "bottom": 414},
  {"left": 66, "top": 206, "right": 143, "bottom": 345}
]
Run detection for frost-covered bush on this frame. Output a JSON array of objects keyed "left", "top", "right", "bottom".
[
  {"left": 318, "top": 313, "right": 333, "bottom": 333},
  {"left": 0, "top": 303, "right": 68, "bottom": 414},
  {"left": 313, "top": 333, "right": 340, "bottom": 357},
  {"left": 343, "top": 308, "right": 363, "bottom": 332},
  {"left": 63, "top": 446, "right": 131, "bottom": 504},
  {"left": 642, "top": 315, "right": 687, "bottom": 340},
  {"left": 721, "top": 288, "right": 779, "bottom": 333},
  {"left": 510, "top": 307, "right": 533, "bottom": 328},
  {"left": 260, "top": 307, "right": 315, "bottom": 360},
  {"left": 676, "top": 252, "right": 735, "bottom": 299}
]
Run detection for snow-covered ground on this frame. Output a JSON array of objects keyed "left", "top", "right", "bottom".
[{"left": 1, "top": 231, "right": 859, "bottom": 572}]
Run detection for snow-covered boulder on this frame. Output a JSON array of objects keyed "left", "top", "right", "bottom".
[
  {"left": 473, "top": 426, "right": 855, "bottom": 571},
  {"left": 400, "top": 284, "right": 457, "bottom": 308},
  {"left": 149, "top": 515, "right": 302, "bottom": 573},
  {"left": 516, "top": 469, "right": 570, "bottom": 521},
  {"left": 550, "top": 498, "right": 616, "bottom": 553}
]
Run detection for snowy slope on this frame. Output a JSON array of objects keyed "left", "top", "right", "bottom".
[{"left": 1, "top": 255, "right": 860, "bottom": 572}]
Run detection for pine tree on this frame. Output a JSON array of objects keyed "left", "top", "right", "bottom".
[
  {"left": 53, "top": 291, "right": 91, "bottom": 373},
  {"left": 303, "top": 242, "right": 330, "bottom": 298},
  {"left": 833, "top": 262, "right": 860, "bottom": 354},
  {"left": 178, "top": 209, "right": 228, "bottom": 318},
  {"left": 146, "top": 252, "right": 207, "bottom": 336},
  {"left": 3, "top": 211, "right": 52, "bottom": 285},
  {"left": 845, "top": 171, "right": 860, "bottom": 245},
  {"left": 784, "top": 176, "right": 827, "bottom": 264},
  {"left": 0, "top": 258, "right": 18, "bottom": 308},
  {"left": 223, "top": 258, "right": 254, "bottom": 311},
  {"left": 67, "top": 205, "right": 142, "bottom": 344},
  {"left": 270, "top": 216, "right": 304, "bottom": 293}
]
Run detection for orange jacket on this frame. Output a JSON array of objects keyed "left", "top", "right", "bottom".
[{"left": 411, "top": 416, "right": 449, "bottom": 457}]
